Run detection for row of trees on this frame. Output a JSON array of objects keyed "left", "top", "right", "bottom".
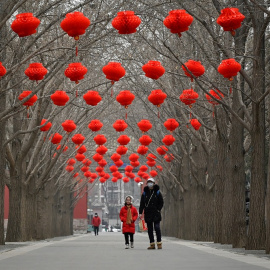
[{"left": 0, "top": 0, "right": 269, "bottom": 254}]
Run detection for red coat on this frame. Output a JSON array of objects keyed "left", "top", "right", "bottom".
[
  {"left": 119, "top": 204, "right": 138, "bottom": 234},
  {"left": 92, "top": 216, "right": 101, "bottom": 227}
]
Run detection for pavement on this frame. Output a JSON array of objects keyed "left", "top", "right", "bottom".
[{"left": 0, "top": 232, "right": 270, "bottom": 270}]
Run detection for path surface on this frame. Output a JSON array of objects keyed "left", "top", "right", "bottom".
[{"left": 0, "top": 232, "right": 270, "bottom": 270}]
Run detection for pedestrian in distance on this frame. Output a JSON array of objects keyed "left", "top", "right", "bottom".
[
  {"left": 139, "top": 178, "right": 164, "bottom": 250},
  {"left": 119, "top": 195, "right": 138, "bottom": 249},
  {"left": 92, "top": 213, "right": 101, "bottom": 236}
]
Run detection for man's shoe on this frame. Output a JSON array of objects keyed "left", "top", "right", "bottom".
[
  {"left": 130, "top": 242, "right": 134, "bottom": 248},
  {"left": 147, "top": 242, "right": 155, "bottom": 249},
  {"left": 157, "top": 242, "right": 162, "bottom": 249},
  {"left": 125, "top": 244, "right": 129, "bottom": 249}
]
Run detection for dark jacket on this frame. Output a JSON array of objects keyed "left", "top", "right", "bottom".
[{"left": 139, "top": 185, "right": 164, "bottom": 223}]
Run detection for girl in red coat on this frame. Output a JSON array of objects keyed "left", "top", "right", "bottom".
[{"left": 119, "top": 195, "right": 138, "bottom": 249}]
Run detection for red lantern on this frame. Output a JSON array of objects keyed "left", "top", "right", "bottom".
[
  {"left": 18, "top": 91, "right": 38, "bottom": 107},
  {"left": 82, "top": 159, "right": 91, "bottom": 166},
  {"left": 113, "top": 120, "right": 128, "bottom": 132},
  {"left": 111, "top": 177, "right": 118, "bottom": 183},
  {"left": 60, "top": 12, "right": 90, "bottom": 40},
  {"left": 190, "top": 119, "right": 201, "bottom": 130},
  {"left": 115, "top": 159, "right": 124, "bottom": 167},
  {"left": 112, "top": 171, "right": 120, "bottom": 178},
  {"left": 24, "top": 63, "right": 47, "bottom": 82},
  {"left": 72, "top": 134, "right": 85, "bottom": 145},
  {"left": 182, "top": 60, "right": 205, "bottom": 82},
  {"left": 205, "top": 89, "right": 224, "bottom": 105},
  {"left": 137, "top": 119, "right": 152, "bottom": 133},
  {"left": 91, "top": 173, "right": 98, "bottom": 179},
  {"left": 0, "top": 62, "right": 7, "bottom": 78},
  {"left": 84, "top": 171, "right": 92, "bottom": 178},
  {"left": 150, "top": 170, "right": 158, "bottom": 177},
  {"left": 179, "top": 89, "right": 199, "bottom": 107},
  {"left": 217, "top": 8, "right": 245, "bottom": 36},
  {"left": 83, "top": 91, "right": 102, "bottom": 106},
  {"left": 104, "top": 173, "right": 110, "bottom": 180},
  {"left": 116, "top": 90, "right": 135, "bottom": 108},
  {"left": 96, "top": 167, "right": 104, "bottom": 173},
  {"left": 123, "top": 177, "right": 130, "bottom": 183},
  {"left": 64, "top": 63, "right": 88, "bottom": 84},
  {"left": 164, "top": 119, "right": 179, "bottom": 132},
  {"left": 134, "top": 177, "right": 142, "bottom": 183},
  {"left": 147, "top": 153, "right": 157, "bottom": 161},
  {"left": 129, "top": 173, "right": 135, "bottom": 179},
  {"left": 163, "top": 10, "right": 193, "bottom": 37},
  {"left": 110, "top": 165, "right": 118, "bottom": 173},
  {"left": 112, "top": 11, "right": 141, "bottom": 34},
  {"left": 77, "top": 145, "right": 87, "bottom": 154},
  {"left": 75, "top": 153, "right": 85, "bottom": 162},
  {"left": 62, "top": 120, "right": 77, "bottom": 133},
  {"left": 88, "top": 119, "right": 103, "bottom": 132},
  {"left": 102, "top": 62, "right": 126, "bottom": 83},
  {"left": 11, "top": 13, "right": 40, "bottom": 37},
  {"left": 94, "top": 134, "right": 107, "bottom": 145},
  {"left": 73, "top": 172, "right": 79, "bottom": 178},
  {"left": 81, "top": 166, "right": 89, "bottom": 173},
  {"left": 129, "top": 153, "right": 139, "bottom": 162},
  {"left": 99, "top": 171, "right": 105, "bottom": 177},
  {"left": 148, "top": 89, "right": 167, "bottom": 117},
  {"left": 147, "top": 160, "right": 156, "bottom": 167},
  {"left": 140, "top": 165, "right": 148, "bottom": 172},
  {"left": 66, "top": 165, "right": 74, "bottom": 172},
  {"left": 125, "top": 165, "right": 133, "bottom": 172},
  {"left": 96, "top": 145, "right": 108, "bottom": 155},
  {"left": 67, "top": 158, "right": 76, "bottom": 166},
  {"left": 117, "top": 135, "right": 130, "bottom": 145},
  {"left": 156, "top": 165, "right": 163, "bottom": 172},
  {"left": 40, "top": 119, "right": 52, "bottom": 132},
  {"left": 142, "top": 61, "right": 165, "bottom": 80},
  {"left": 137, "top": 145, "right": 148, "bottom": 155},
  {"left": 93, "top": 153, "right": 103, "bottom": 162},
  {"left": 142, "top": 173, "right": 150, "bottom": 180},
  {"left": 98, "top": 159, "right": 107, "bottom": 167},
  {"left": 217, "top": 58, "right": 241, "bottom": 81},
  {"left": 164, "top": 153, "right": 174, "bottom": 162},
  {"left": 51, "top": 90, "right": 69, "bottom": 106},
  {"left": 139, "top": 135, "right": 152, "bottom": 146},
  {"left": 131, "top": 161, "right": 140, "bottom": 168},
  {"left": 162, "top": 135, "right": 175, "bottom": 146},
  {"left": 156, "top": 145, "right": 168, "bottom": 156},
  {"left": 111, "top": 153, "right": 121, "bottom": 162},
  {"left": 138, "top": 171, "right": 145, "bottom": 177},
  {"left": 51, "top": 133, "right": 63, "bottom": 144},
  {"left": 116, "top": 145, "right": 128, "bottom": 155}
]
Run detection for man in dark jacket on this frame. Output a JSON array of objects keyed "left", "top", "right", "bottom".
[{"left": 139, "top": 178, "right": 164, "bottom": 249}]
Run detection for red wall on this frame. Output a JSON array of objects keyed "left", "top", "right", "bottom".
[
  {"left": 73, "top": 189, "right": 87, "bottom": 219},
  {"left": 4, "top": 186, "right": 9, "bottom": 219}
]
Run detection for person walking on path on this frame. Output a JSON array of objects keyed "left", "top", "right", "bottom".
[
  {"left": 92, "top": 213, "right": 101, "bottom": 236},
  {"left": 119, "top": 195, "right": 138, "bottom": 249},
  {"left": 139, "top": 178, "right": 164, "bottom": 250}
]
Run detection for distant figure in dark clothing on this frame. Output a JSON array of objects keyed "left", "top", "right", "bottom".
[
  {"left": 139, "top": 178, "right": 164, "bottom": 249},
  {"left": 92, "top": 213, "right": 101, "bottom": 236}
]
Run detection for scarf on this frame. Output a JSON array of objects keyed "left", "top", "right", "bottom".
[{"left": 126, "top": 205, "right": 132, "bottom": 225}]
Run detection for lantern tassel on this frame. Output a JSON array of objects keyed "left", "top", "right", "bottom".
[
  {"left": 111, "top": 81, "right": 114, "bottom": 97},
  {"left": 76, "top": 45, "right": 78, "bottom": 56},
  {"left": 125, "top": 111, "right": 127, "bottom": 119},
  {"left": 76, "top": 89, "right": 78, "bottom": 97}
]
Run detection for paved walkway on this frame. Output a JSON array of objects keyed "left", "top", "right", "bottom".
[{"left": 0, "top": 232, "right": 270, "bottom": 270}]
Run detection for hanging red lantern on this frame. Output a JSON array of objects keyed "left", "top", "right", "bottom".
[
  {"left": 137, "top": 119, "right": 152, "bottom": 133},
  {"left": 110, "top": 165, "right": 118, "bottom": 173},
  {"left": 125, "top": 165, "right": 133, "bottom": 172},
  {"left": 163, "top": 10, "right": 193, "bottom": 37},
  {"left": 51, "top": 90, "right": 70, "bottom": 106},
  {"left": 138, "top": 171, "right": 145, "bottom": 177},
  {"left": 75, "top": 153, "right": 85, "bottom": 162},
  {"left": 77, "top": 145, "right": 87, "bottom": 154},
  {"left": 104, "top": 173, "right": 110, "bottom": 180},
  {"left": 190, "top": 119, "right": 201, "bottom": 130},
  {"left": 142, "top": 173, "right": 150, "bottom": 180},
  {"left": 64, "top": 63, "right": 88, "bottom": 84},
  {"left": 116, "top": 145, "right": 128, "bottom": 155},
  {"left": 134, "top": 177, "right": 142, "bottom": 183},
  {"left": 112, "top": 171, "right": 120, "bottom": 178},
  {"left": 156, "top": 145, "right": 168, "bottom": 156},
  {"left": 217, "top": 8, "right": 245, "bottom": 36},
  {"left": 60, "top": 12, "right": 90, "bottom": 40},
  {"left": 93, "top": 153, "right": 103, "bottom": 162},
  {"left": 81, "top": 166, "right": 89, "bottom": 173},
  {"left": 115, "top": 159, "right": 124, "bottom": 167},
  {"left": 51, "top": 133, "right": 63, "bottom": 144},
  {"left": 113, "top": 119, "right": 128, "bottom": 132},
  {"left": 67, "top": 158, "right": 76, "bottom": 166},
  {"left": 11, "top": 13, "right": 40, "bottom": 37},
  {"left": 63, "top": 146, "right": 68, "bottom": 152},
  {"left": 117, "top": 135, "right": 130, "bottom": 145},
  {"left": 217, "top": 58, "right": 241, "bottom": 81},
  {"left": 112, "top": 11, "right": 141, "bottom": 34},
  {"left": 129, "top": 153, "right": 139, "bottom": 162},
  {"left": 91, "top": 173, "right": 98, "bottom": 179},
  {"left": 123, "top": 177, "right": 130, "bottom": 183},
  {"left": 73, "top": 172, "right": 79, "bottom": 178},
  {"left": 84, "top": 171, "right": 92, "bottom": 178},
  {"left": 148, "top": 89, "right": 167, "bottom": 117},
  {"left": 40, "top": 119, "right": 52, "bottom": 132},
  {"left": 98, "top": 159, "right": 107, "bottom": 167},
  {"left": 182, "top": 60, "right": 205, "bottom": 82},
  {"left": 137, "top": 145, "right": 148, "bottom": 155},
  {"left": 82, "top": 159, "right": 91, "bottom": 166},
  {"left": 0, "top": 62, "right": 7, "bottom": 78},
  {"left": 62, "top": 120, "right": 77, "bottom": 133},
  {"left": 116, "top": 90, "right": 135, "bottom": 118},
  {"left": 89, "top": 178, "right": 95, "bottom": 183},
  {"left": 162, "top": 134, "right": 175, "bottom": 146},
  {"left": 99, "top": 177, "right": 107, "bottom": 183},
  {"left": 66, "top": 165, "right": 74, "bottom": 172},
  {"left": 139, "top": 135, "right": 152, "bottom": 146},
  {"left": 131, "top": 160, "right": 140, "bottom": 168},
  {"left": 164, "top": 119, "right": 179, "bottom": 132},
  {"left": 83, "top": 90, "right": 102, "bottom": 106},
  {"left": 111, "top": 153, "right": 121, "bottom": 162},
  {"left": 112, "top": 177, "right": 118, "bottom": 183},
  {"left": 72, "top": 134, "right": 85, "bottom": 145},
  {"left": 164, "top": 153, "right": 174, "bottom": 162},
  {"left": 205, "top": 89, "right": 224, "bottom": 105},
  {"left": 147, "top": 153, "right": 157, "bottom": 161},
  {"left": 88, "top": 119, "right": 103, "bottom": 132},
  {"left": 156, "top": 165, "right": 163, "bottom": 172},
  {"left": 150, "top": 170, "right": 158, "bottom": 177},
  {"left": 18, "top": 90, "right": 38, "bottom": 108},
  {"left": 99, "top": 171, "right": 106, "bottom": 177},
  {"left": 142, "top": 61, "right": 165, "bottom": 80},
  {"left": 96, "top": 145, "right": 108, "bottom": 155},
  {"left": 96, "top": 167, "right": 104, "bottom": 173},
  {"left": 179, "top": 89, "right": 199, "bottom": 107},
  {"left": 146, "top": 160, "right": 156, "bottom": 167},
  {"left": 140, "top": 165, "right": 148, "bottom": 172},
  {"left": 102, "top": 62, "right": 126, "bottom": 83},
  {"left": 94, "top": 134, "right": 107, "bottom": 145},
  {"left": 25, "top": 63, "right": 47, "bottom": 82},
  {"left": 129, "top": 172, "right": 135, "bottom": 179}
]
